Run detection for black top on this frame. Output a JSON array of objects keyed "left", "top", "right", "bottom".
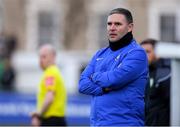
[{"left": 109, "top": 32, "right": 133, "bottom": 51}]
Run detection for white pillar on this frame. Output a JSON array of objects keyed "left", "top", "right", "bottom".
[{"left": 171, "top": 59, "right": 180, "bottom": 125}]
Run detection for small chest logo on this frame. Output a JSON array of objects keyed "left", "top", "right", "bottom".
[
  {"left": 96, "top": 58, "right": 104, "bottom": 61},
  {"left": 115, "top": 55, "right": 120, "bottom": 61}
]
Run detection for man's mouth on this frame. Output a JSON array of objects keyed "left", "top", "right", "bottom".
[{"left": 109, "top": 33, "right": 117, "bottom": 38}]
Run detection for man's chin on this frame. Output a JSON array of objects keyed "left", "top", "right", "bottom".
[{"left": 109, "top": 38, "right": 118, "bottom": 43}]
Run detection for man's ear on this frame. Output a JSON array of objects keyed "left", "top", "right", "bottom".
[{"left": 128, "top": 23, "right": 133, "bottom": 32}]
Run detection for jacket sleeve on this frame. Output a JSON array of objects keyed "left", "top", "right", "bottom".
[
  {"left": 78, "top": 52, "right": 104, "bottom": 96},
  {"left": 91, "top": 49, "right": 148, "bottom": 89}
]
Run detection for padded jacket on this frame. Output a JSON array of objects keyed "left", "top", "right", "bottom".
[{"left": 79, "top": 39, "right": 148, "bottom": 126}]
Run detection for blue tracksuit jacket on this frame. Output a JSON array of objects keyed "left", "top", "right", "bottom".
[{"left": 79, "top": 39, "right": 148, "bottom": 126}]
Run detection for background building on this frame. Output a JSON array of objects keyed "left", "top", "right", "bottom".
[{"left": 0, "top": 0, "right": 179, "bottom": 94}]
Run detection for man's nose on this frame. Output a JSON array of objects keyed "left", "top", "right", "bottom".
[{"left": 110, "top": 24, "right": 116, "bottom": 30}]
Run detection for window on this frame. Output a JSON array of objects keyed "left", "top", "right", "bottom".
[
  {"left": 160, "top": 15, "right": 176, "bottom": 42},
  {"left": 38, "top": 11, "right": 57, "bottom": 47}
]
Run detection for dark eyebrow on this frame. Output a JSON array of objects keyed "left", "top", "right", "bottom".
[
  {"left": 107, "top": 21, "right": 122, "bottom": 26},
  {"left": 107, "top": 22, "right": 112, "bottom": 25}
]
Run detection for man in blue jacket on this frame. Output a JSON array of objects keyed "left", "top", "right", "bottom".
[{"left": 79, "top": 8, "right": 148, "bottom": 126}]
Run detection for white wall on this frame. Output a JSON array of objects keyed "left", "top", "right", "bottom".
[{"left": 12, "top": 51, "right": 92, "bottom": 94}]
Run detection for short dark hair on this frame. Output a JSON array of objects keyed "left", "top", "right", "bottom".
[
  {"left": 109, "top": 8, "right": 133, "bottom": 24},
  {"left": 140, "top": 38, "right": 158, "bottom": 48}
]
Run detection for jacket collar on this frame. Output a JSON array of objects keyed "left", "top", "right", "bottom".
[{"left": 109, "top": 32, "right": 133, "bottom": 51}]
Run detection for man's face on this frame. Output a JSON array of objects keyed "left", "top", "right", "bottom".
[
  {"left": 141, "top": 43, "right": 156, "bottom": 64},
  {"left": 39, "top": 48, "right": 52, "bottom": 70},
  {"left": 107, "top": 13, "right": 133, "bottom": 42}
]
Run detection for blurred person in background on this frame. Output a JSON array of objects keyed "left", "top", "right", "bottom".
[
  {"left": 31, "top": 44, "right": 67, "bottom": 126},
  {"left": 79, "top": 8, "right": 148, "bottom": 126},
  {"left": 0, "top": 34, "right": 16, "bottom": 91},
  {"left": 141, "top": 39, "right": 171, "bottom": 126}
]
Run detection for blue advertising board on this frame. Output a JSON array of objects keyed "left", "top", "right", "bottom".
[{"left": 0, "top": 92, "right": 91, "bottom": 126}]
